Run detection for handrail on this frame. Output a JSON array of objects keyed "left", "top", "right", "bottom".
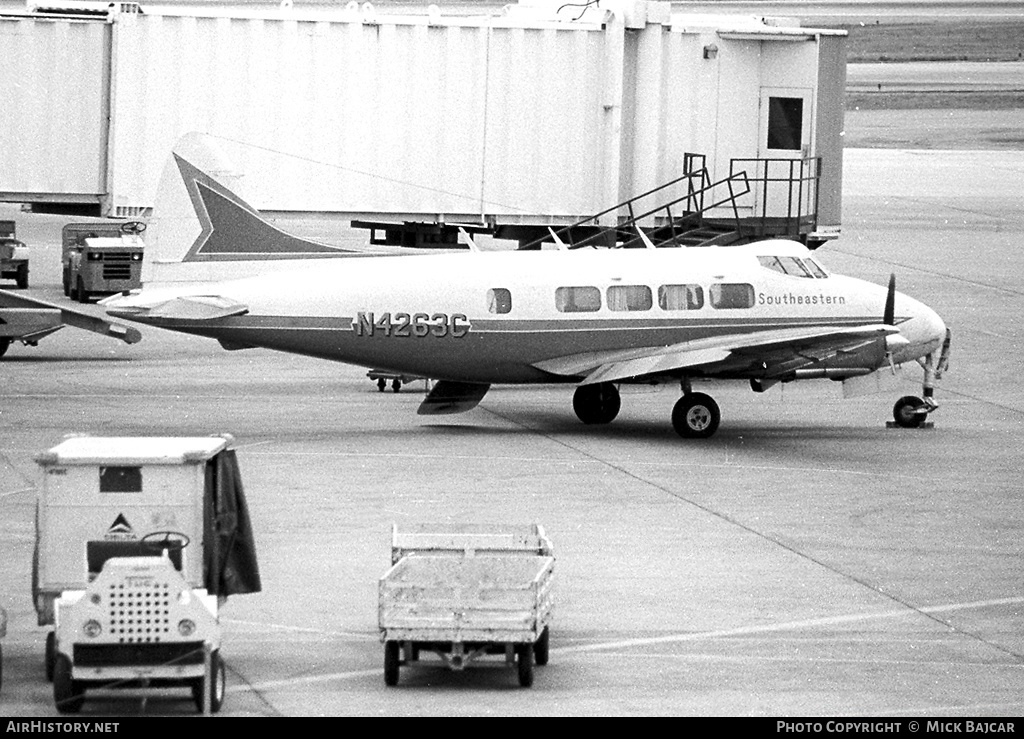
[{"left": 518, "top": 168, "right": 752, "bottom": 251}]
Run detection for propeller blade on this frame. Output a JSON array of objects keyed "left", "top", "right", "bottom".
[{"left": 883, "top": 273, "right": 896, "bottom": 325}]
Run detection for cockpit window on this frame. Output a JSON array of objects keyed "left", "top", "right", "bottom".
[
  {"left": 804, "top": 258, "right": 828, "bottom": 278},
  {"left": 758, "top": 255, "right": 828, "bottom": 279}
]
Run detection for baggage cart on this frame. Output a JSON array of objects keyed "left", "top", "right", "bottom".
[{"left": 378, "top": 523, "right": 554, "bottom": 687}]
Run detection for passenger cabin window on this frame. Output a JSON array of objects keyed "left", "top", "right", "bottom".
[
  {"left": 607, "top": 285, "right": 652, "bottom": 312},
  {"left": 767, "top": 97, "right": 803, "bottom": 151},
  {"left": 555, "top": 286, "right": 601, "bottom": 313},
  {"left": 487, "top": 287, "right": 512, "bottom": 314},
  {"left": 710, "top": 283, "right": 755, "bottom": 309},
  {"left": 658, "top": 284, "right": 704, "bottom": 310},
  {"left": 99, "top": 466, "right": 142, "bottom": 493}
]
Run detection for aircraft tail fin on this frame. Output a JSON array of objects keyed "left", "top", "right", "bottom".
[{"left": 142, "top": 133, "right": 359, "bottom": 285}]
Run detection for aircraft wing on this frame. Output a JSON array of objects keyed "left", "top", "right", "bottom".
[
  {"left": 533, "top": 324, "right": 900, "bottom": 385},
  {"left": 104, "top": 295, "right": 249, "bottom": 322},
  {"left": 0, "top": 289, "right": 142, "bottom": 345}
]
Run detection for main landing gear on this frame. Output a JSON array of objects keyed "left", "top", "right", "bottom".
[{"left": 572, "top": 380, "right": 722, "bottom": 439}]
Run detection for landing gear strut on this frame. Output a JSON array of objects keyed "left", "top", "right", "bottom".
[
  {"left": 671, "top": 379, "right": 720, "bottom": 438},
  {"left": 573, "top": 383, "right": 621, "bottom": 424},
  {"left": 890, "top": 332, "right": 949, "bottom": 429}
]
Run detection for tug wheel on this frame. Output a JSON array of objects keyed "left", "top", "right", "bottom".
[{"left": 54, "top": 655, "right": 85, "bottom": 714}]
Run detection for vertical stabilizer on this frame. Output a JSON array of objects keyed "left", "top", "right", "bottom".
[{"left": 142, "top": 133, "right": 359, "bottom": 286}]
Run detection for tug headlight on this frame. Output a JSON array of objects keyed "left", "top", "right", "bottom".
[
  {"left": 178, "top": 619, "right": 196, "bottom": 637},
  {"left": 83, "top": 620, "right": 102, "bottom": 638}
]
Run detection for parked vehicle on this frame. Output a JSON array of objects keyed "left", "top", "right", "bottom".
[
  {"left": 378, "top": 523, "right": 554, "bottom": 687},
  {"left": 62, "top": 221, "right": 145, "bottom": 302},
  {"left": 0, "top": 220, "right": 29, "bottom": 289},
  {"left": 33, "top": 434, "right": 261, "bottom": 714}
]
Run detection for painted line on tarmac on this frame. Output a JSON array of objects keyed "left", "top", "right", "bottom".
[
  {"left": 552, "top": 596, "right": 1024, "bottom": 656},
  {"left": 224, "top": 597, "right": 1023, "bottom": 695},
  {"left": 228, "top": 668, "right": 381, "bottom": 694},
  {"left": 223, "top": 617, "right": 375, "bottom": 640}
]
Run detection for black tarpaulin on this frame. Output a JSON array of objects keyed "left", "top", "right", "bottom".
[{"left": 204, "top": 449, "right": 261, "bottom": 596}]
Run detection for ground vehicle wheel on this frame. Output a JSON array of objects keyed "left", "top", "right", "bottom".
[
  {"left": 15, "top": 263, "right": 28, "bottom": 289},
  {"left": 76, "top": 278, "right": 89, "bottom": 304},
  {"left": 573, "top": 382, "right": 621, "bottom": 424},
  {"left": 377, "top": 378, "right": 386, "bottom": 392},
  {"left": 671, "top": 392, "right": 720, "bottom": 438},
  {"left": 534, "top": 626, "right": 550, "bottom": 666},
  {"left": 384, "top": 641, "right": 400, "bottom": 686},
  {"left": 516, "top": 643, "right": 534, "bottom": 687},
  {"left": 46, "top": 631, "right": 56, "bottom": 682},
  {"left": 893, "top": 395, "right": 925, "bottom": 428},
  {"left": 392, "top": 379, "right": 402, "bottom": 393},
  {"left": 53, "top": 654, "right": 85, "bottom": 714},
  {"left": 191, "top": 650, "right": 225, "bottom": 713},
  {"left": 63, "top": 267, "right": 70, "bottom": 296},
  {"left": 0, "top": 338, "right": 9, "bottom": 359}
]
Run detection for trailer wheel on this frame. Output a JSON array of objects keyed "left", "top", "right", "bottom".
[
  {"left": 54, "top": 655, "right": 85, "bottom": 714},
  {"left": 384, "top": 641, "right": 400, "bottom": 686},
  {"left": 45, "top": 631, "right": 56, "bottom": 682},
  {"left": 191, "top": 650, "right": 225, "bottom": 713},
  {"left": 516, "top": 643, "right": 534, "bottom": 687},
  {"left": 535, "top": 627, "right": 550, "bottom": 667}
]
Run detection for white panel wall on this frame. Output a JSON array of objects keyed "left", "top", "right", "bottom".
[
  {"left": 107, "top": 11, "right": 619, "bottom": 220},
  {"left": 0, "top": 17, "right": 108, "bottom": 198}
]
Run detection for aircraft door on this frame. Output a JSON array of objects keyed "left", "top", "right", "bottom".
[{"left": 756, "top": 87, "right": 815, "bottom": 229}]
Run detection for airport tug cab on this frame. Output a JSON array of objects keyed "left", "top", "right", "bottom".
[{"left": 32, "top": 434, "right": 261, "bottom": 714}]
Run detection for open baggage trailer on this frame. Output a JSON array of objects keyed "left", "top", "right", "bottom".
[
  {"left": 32, "top": 434, "right": 261, "bottom": 714},
  {"left": 379, "top": 523, "right": 554, "bottom": 687}
]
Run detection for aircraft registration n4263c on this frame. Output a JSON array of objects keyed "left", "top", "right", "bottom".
[{"left": 103, "top": 137, "right": 951, "bottom": 439}]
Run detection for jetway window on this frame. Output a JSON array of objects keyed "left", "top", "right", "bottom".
[
  {"left": 555, "top": 286, "right": 601, "bottom": 313},
  {"left": 487, "top": 288, "right": 512, "bottom": 314},
  {"left": 607, "top": 285, "right": 652, "bottom": 312},
  {"left": 767, "top": 97, "right": 803, "bottom": 150},
  {"left": 658, "top": 284, "right": 704, "bottom": 310},
  {"left": 710, "top": 283, "right": 755, "bottom": 309},
  {"left": 99, "top": 466, "right": 142, "bottom": 493}
]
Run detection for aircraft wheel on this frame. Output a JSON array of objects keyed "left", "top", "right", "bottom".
[
  {"left": 46, "top": 631, "right": 56, "bottom": 682},
  {"left": 516, "top": 643, "right": 534, "bottom": 687},
  {"left": 893, "top": 395, "right": 925, "bottom": 428},
  {"left": 534, "top": 626, "right": 550, "bottom": 666},
  {"left": 384, "top": 641, "right": 400, "bottom": 686},
  {"left": 672, "top": 392, "right": 720, "bottom": 439},
  {"left": 573, "top": 383, "right": 621, "bottom": 425},
  {"left": 53, "top": 654, "right": 85, "bottom": 714},
  {"left": 190, "top": 650, "right": 225, "bottom": 713},
  {"left": 0, "top": 338, "right": 9, "bottom": 359}
]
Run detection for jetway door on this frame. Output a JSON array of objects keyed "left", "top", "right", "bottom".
[{"left": 756, "top": 87, "right": 815, "bottom": 220}]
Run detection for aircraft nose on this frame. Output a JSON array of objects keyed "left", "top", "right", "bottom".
[{"left": 892, "top": 293, "right": 946, "bottom": 363}]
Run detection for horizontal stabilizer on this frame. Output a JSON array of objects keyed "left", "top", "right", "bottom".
[
  {"left": 0, "top": 289, "right": 141, "bottom": 345},
  {"left": 106, "top": 295, "right": 249, "bottom": 322},
  {"left": 417, "top": 380, "right": 491, "bottom": 415}
]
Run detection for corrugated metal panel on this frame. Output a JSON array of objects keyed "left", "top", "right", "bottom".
[
  {"left": 108, "top": 11, "right": 623, "bottom": 221},
  {"left": 0, "top": 16, "right": 108, "bottom": 198}
]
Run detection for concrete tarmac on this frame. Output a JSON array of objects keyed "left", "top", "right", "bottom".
[{"left": 1, "top": 148, "right": 1023, "bottom": 717}]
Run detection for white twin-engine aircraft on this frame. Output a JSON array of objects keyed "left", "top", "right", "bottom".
[{"left": 104, "top": 144, "right": 951, "bottom": 439}]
